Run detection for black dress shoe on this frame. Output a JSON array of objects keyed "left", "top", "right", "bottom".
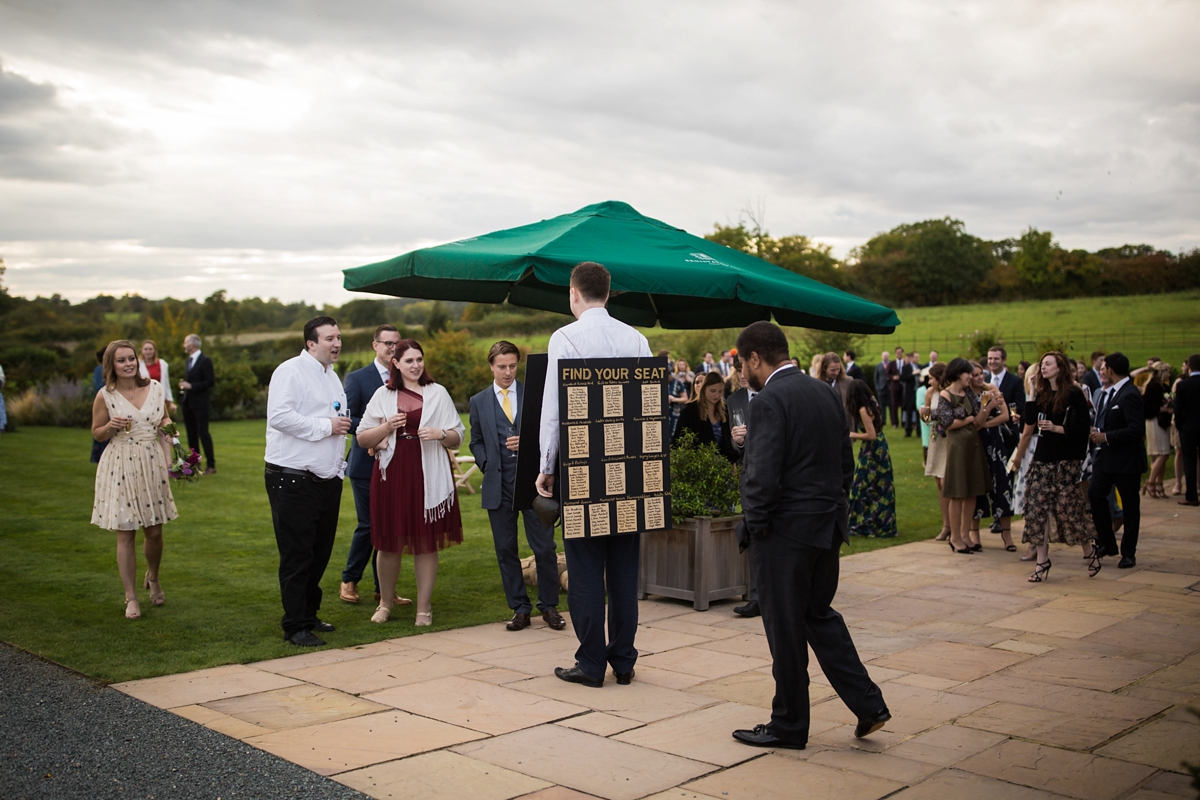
[
  {"left": 1179, "top": 499, "right": 1200, "bottom": 507},
  {"left": 855, "top": 709, "right": 891, "bottom": 738},
  {"left": 286, "top": 630, "right": 325, "bottom": 647},
  {"left": 732, "top": 724, "right": 806, "bottom": 750},
  {"left": 542, "top": 608, "right": 567, "bottom": 630},
  {"left": 554, "top": 665, "right": 603, "bottom": 688},
  {"left": 507, "top": 612, "right": 531, "bottom": 631},
  {"left": 312, "top": 620, "right": 335, "bottom": 633},
  {"left": 1118, "top": 556, "right": 1137, "bottom": 569},
  {"left": 1095, "top": 544, "right": 1120, "bottom": 559},
  {"left": 733, "top": 601, "right": 760, "bottom": 618},
  {"left": 615, "top": 670, "right": 634, "bottom": 685}
]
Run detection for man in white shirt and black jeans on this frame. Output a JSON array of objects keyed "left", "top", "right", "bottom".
[
  {"left": 537, "top": 262, "right": 652, "bottom": 688},
  {"left": 265, "top": 316, "right": 351, "bottom": 647}
]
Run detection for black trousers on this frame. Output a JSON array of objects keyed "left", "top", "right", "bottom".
[
  {"left": 1180, "top": 429, "right": 1199, "bottom": 504},
  {"left": 563, "top": 533, "right": 640, "bottom": 681},
  {"left": 751, "top": 533, "right": 885, "bottom": 744},
  {"left": 1089, "top": 468, "right": 1141, "bottom": 559},
  {"left": 183, "top": 403, "right": 216, "bottom": 469},
  {"left": 265, "top": 468, "right": 342, "bottom": 637},
  {"left": 341, "top": 476, "right": 379, "bottom": 591},
  {"left": 489, "top": 506, "right": 559, "bottom": 614}
]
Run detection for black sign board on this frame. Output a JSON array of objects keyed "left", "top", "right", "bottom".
[
  {"left": 557, "top": 357, "right": 671, "bottom": 538},
  {"left": 512, "top": 353, "right": 547, "bottom": 512}
]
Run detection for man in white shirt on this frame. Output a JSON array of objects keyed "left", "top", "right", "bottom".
[
  {"left": 537, "top": 262, "right": 652, "bottom": 688},
  {"left": 700, "top": 352, "right": 718, "bottom": 374},
  {"left": 265, "top": 316, "right": 352, "bottom": 647}
]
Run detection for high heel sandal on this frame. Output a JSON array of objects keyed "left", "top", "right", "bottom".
[
  {"left": 125, "top": 598, "right": 141, "bottom": 619},
  {"left": 934, "top": 528, "right": 951, "bottom": 541},
  {"left": 1085, "top": 550, "right": 1102, "bottom": 578},
  {"left": 144, "top": 573, "right": 164, "bottom": 606},
  {"left": 415, "top": 611, "right": 433, "bottom": 627},
  {"left": 370, "top": 605, "right": 390, "bottom": 623},
  {"left": 1155, "top": 481, "right": 1167, "bottom": 499},
  {"left": 1028, "top": 560, "right": 1052, "bottom": 582}
]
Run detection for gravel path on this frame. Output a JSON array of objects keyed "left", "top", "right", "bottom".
[{"left": 0, "top": 643, "right": 367, "bottom": 800}]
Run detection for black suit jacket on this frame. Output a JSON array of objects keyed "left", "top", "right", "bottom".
[
  {"left": 739, "top": 368, "right": 853, "bottom": 550},
  {"left": 1174, "top": 374, "right": 1200, "bottom": 435},
  {"left": 1094, "top": 380, "right": 1148, "bottom": 475},
  {"left": 468, "top": 381, "right": 526, "bottom": 510},
  {"left": 344, "top": 362, "right": 386, "bottom": 481},
  {"left": 1082, "top": 369, "right": 1102, "bottom": 396},
  {"left": 672, "top": 401, "right": 742, "bottom": 464},
  {"left": 181, "top": 353, "right": 215, "bottom": 411},
  {"left": 846, "top": 363, "right": 865, "bottom": 382},
  {"left": 986, "top": 370, "right": 1026, "bottom": 419}
]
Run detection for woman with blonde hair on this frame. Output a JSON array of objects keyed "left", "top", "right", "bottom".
[
  {"left": 921, "top": 362, "right": 951, "bottom": 540},
  {"left": 91, "top": 340, "right": 178, "bottom": 619},
  {"left": 671, "top": 370, "right": 743, "bottom": 463},
  {"left": 138, "top": 339, "right": 175, "bottom": 413}
]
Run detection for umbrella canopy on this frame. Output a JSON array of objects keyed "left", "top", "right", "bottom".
[{"left": 343, "top": 201, "right": 899, "bottom": 333}]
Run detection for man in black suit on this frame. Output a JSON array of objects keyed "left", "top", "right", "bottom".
[
  {"left": 179, "top": 333, "right": 216, "bottom": 474},
  {"left": 1082, "top": 350, "right": 1105, "bottom": 396},
  {"left": 726, "top": 357, "right": 759, "bottom": 618},
  {"left": 731, "top": 321, "right": 889, "bottom": 751},
  {"left": 469, "top": 340, "right": 565, "bottom": 632},
  {"left": 842, "top": 350, "right": 864, "bottom": 382},
  {"left": 339, "top": 324, "right": 410, "bottom": 607},
  {"left": 1174, "top": 353, "right": 1200, "bottom": 507},
  {"left": 1088, "top": 353, "right": 1148, "bottom": 568}
]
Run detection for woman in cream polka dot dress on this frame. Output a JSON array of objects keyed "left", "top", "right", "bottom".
[{"left": 91, "top": 340, "right": 178, "bottom": 619}]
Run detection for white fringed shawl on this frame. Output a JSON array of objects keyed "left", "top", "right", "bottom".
[{"left": 361, "top": 382, "right": 465, "bottom": 522}]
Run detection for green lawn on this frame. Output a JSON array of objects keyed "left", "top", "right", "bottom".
[{"left": 0, "top": 415, "right": 959, "bottom": 683}]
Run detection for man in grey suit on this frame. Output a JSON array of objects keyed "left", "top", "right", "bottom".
[
  {"left": 873, "top": 352, "right": 892, "bottom": 426},
  {"left": 731, "top": 321, "right": 889, "bottom": 751},
  {"left": 469, "top": 341, "right": 565, "bottom": 631}
]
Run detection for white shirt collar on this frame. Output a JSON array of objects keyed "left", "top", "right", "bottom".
[
  {"left": 493, "top": 381, "right": 516, "bottom": 397},
  {"left": 990, "top": 368, "right": 1007, "bottom": 384},
  {"left": 301, "top": 349, "right": 334, "bottom": 374},
  {"left": 1109, "top": 376, "right": 1130, "bottom": 395},
  {"left": 374, "top": 358, "right": 390, "bottom": 379},
  {"left": 189, "top": 350, "right": 201, "bottom": 362},
  {"left": 578, "top": 307, "right": 609, "bottom": 321},
  {"left": 764, "top": 363, "right": 797, "bottom": 387}
]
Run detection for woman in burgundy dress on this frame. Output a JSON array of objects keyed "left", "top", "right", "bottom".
[{"left": 357, "top": 339, "right": 465, "bottom": 626}]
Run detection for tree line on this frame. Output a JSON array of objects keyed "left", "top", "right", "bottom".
[{"left": 705, "top": 218, "right": 1200, "bottom": 308}]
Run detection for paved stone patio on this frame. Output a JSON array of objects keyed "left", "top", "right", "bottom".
[{"left": 116, "top": 502, "right": 1200, "bottom": 800}]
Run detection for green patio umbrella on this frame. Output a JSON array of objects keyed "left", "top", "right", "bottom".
[{"left": 343, "top": 201, "right": 899, "bottom": 333}]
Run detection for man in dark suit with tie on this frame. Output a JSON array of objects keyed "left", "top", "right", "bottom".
[
  {"left": 726, "top": 357, "right": 759, "bottom": 618},
  {"left": 731, "top": 321, "right": 889, "bottom": 751},
  {"left": 984, "top": 346, "right": 1025, "bottom": 536},
  {"left": 339, "top": 324, "right": 411, "bottom": 607},
  {"left": 1082, "top": 350, "right": 1105, "bottom": 396},
  {"left": 470, "top": 341, "right": 565, "bottom": 632},
  {"left": 842, "top": 350, "right": 864, "bottom": 382},
  {"left": 179, "top": 333, "right": 216, "bottom": 474},
  {"left": 1174, "top": 353, "right": 1200, "bottom": 507},
  {"left": 1088, "top": 353, "right": 1148, "bottom": 568}
]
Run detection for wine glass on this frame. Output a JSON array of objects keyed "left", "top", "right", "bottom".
[{"left": 731, "top": 408, "right": 745, "bottom": 429}]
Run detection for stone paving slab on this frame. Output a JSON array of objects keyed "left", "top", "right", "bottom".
[{"left": 114, "top": 500, "right": 1200, "bottom": 799}]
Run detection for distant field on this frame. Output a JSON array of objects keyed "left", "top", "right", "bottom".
[{"left": 346, "top": 291, "right": 1199, "bottom": 371}]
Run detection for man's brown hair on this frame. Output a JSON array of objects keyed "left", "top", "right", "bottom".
[
  {"left": 570, "top": 262, "right": 610, "bottom": 302},
  {"left": 374, "top": 324, "right": 399, "bottom": 340},
  {"left": 487, "top": 340, "right": 521, "bottom": 364}
]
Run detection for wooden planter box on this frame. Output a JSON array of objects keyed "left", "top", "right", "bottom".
[{"left": 639, "top": 515, "right": 748, "bottom": 611}]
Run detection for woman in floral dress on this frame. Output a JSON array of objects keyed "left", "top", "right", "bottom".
[{"left": 847, "top": 380, "right": 896, "bottom": 538}]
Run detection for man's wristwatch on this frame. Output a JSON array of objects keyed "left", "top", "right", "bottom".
[{"left": 440, "top": 428, "right": 447, "bottom": 440}]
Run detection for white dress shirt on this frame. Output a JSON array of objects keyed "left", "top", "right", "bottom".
[
  {"left": 764, "top": 363, "right": 797, "bottom": 387},
  {"left": 374, "top": 359, "right": 389, "bottom": 384},
  {"left": 265, "top": 350, "right": 349, "bottom": 479},
  {"left": 988, "top": 368, "right": 1008, "bottom": 386},
  {"left": 187, "top": 350, "right": 201, "bottom": 372},
  {"left": 540, "top": 307, "right": 652, "bottom": 473},
  {"left": 493, "top": 381, "right": 518, "bottom": 422}
]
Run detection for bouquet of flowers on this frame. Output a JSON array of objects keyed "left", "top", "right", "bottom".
[{"left": 159, "top": 422, "right": 202, "bottom": 482}]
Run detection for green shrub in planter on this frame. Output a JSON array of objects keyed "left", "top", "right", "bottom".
[{"left": 669, "top": 429, "right": 740, "bottom": 522}]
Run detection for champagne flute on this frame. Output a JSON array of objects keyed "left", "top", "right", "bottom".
[{"left": 731, "top": 408, "right": 746, "bottom": 429}]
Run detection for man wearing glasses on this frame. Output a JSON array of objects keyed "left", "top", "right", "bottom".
[{"left": 339, "top": 324, "right": 412, "bottom": 608}]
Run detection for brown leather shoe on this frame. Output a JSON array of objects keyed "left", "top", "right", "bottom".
[
  {"left": 340, "top": 582, "right": 359, "bottom": 604},
  {"left": 203, "top": 467, "right": 217, "bottom": 475},
  {"left": 542, "top": 608, "right": 567, "bottom": 630},
  {"left": 507, "top": 612, "right": 531, "bottom": 631},
  {"left": 374, "top": 593, "right": 413, "bottom": 605}
]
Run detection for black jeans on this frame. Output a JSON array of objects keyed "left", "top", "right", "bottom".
[
  {"left": 489, "top": 507, "right": 559, "bottom": 614},
  {"left": 341, "top": 476, "right": 379, "bottom": 591},
  {"left": 1089, "top": 468, "right": 1141, "bottom": 559},
  {"left": 563, "top": 533, "right": 640, "bottom": 681},
  {"left": 183, "top": 404, "right": 216, "bottom": 469},
  {"left": 265, "top": 468, "right": 342, "bottom": 637},
  {"left": 752, "top": 533, "right": 884, "bottom": 744}
]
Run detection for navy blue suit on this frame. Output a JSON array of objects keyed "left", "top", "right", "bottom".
[
  {"left": 341, "top": 361, "right": 386, "bottom": 590},
  {"left": 1089, "top": 380, "right": 1148, "bottom": 559},
  {"left": 469, "top": 382, "right": 559, "bottom": 615}
]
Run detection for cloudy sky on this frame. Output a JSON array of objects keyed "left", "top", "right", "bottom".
[{"left": 1, "top": 0, "right": 1197, "bottom": 305}]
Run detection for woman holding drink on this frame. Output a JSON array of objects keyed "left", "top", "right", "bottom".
[
  {"left": 90, "top": 340, "right": 178, "bottom": 619},
  {"left": 356, "top": 339, "right": 465, "bottom": 626}
]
